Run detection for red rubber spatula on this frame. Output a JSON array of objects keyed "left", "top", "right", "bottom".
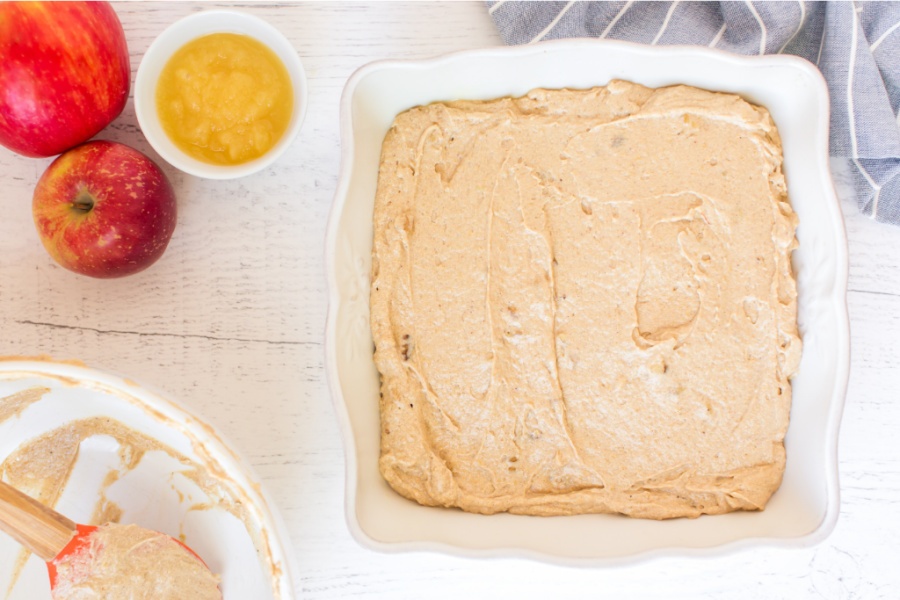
[{"left": 0, "top": 478, "right": 215, "bottom": 592}]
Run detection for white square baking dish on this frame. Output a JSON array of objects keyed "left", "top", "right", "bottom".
[{"left": 325, "top": 39, "right": 849, "bottom": 565}]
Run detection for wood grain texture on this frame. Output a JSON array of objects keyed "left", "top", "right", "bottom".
[
  {"left": 0, "top": 2, "right": 898, "bottom": 599},
  {"left": 0, "top": 482, "right": 76, "bottom": 562}
]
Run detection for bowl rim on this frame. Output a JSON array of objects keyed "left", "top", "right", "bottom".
[
  {"left": 324, "top": 38, "right": 851, "bottom": 566},
  {"left": 134, "top": 9, "right": 308, "bottom": 180},
  {"left": 0, "top": 357, "right": 299, "bottom": 595}
]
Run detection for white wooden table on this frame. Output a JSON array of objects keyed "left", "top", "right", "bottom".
[{"left": 1, "top": 3, "right": 898, "bottom": 598}]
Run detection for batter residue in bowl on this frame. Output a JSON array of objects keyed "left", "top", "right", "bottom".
[
  {"left": 371, "top": 80, "right": 801, "bottom": 519},
  {"left": 0, "top": 384, "right": 279, "bottom": 597},
  {"left": 0, "top": 416, "right": 246, "bottom": 528}
]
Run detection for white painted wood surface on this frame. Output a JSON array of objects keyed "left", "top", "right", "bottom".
[{"left": 0, "top": 2, "right": 897, "bottom": 598}]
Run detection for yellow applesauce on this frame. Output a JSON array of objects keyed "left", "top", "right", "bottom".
[{"left": 155, "top": 32, "right": 293, "bottom": 165}]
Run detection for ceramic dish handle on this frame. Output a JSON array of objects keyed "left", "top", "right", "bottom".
[{"left": 0, "top": 480, "right": 76, "bottom": 561}]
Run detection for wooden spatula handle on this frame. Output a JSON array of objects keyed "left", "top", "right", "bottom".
[{"left": 0, "top": 480, "right": 76, "bottom": 561}]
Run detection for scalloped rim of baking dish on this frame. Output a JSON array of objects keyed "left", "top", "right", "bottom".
[{"left": 325, "top": 38, "right": 849, "bottom": 567}]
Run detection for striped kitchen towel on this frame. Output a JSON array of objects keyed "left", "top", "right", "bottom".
[{"left": 487, "top": 1, "right": 900, "bottom": 226}]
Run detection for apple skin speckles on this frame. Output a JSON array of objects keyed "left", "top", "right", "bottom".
[{"left": 32, "top": 140, "right": 177, "bottom": 279}]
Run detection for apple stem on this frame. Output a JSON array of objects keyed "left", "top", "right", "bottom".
[{"left": 72, "top": 189, "right": 94, "bottom": 213}]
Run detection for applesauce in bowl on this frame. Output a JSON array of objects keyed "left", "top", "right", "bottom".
[
  {"left": 156, "top": 32, "right": 293, "bottom": 166},
  {"left": 135, "top": 10, "right": 307, "bottom": 179}
]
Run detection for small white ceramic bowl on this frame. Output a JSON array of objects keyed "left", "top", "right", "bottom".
[
  {"left": 325, "top": 39, "right": 850, "bottom": 565},
  {"left": 134, "top": 10, "right": 307, "bottom": 180}
]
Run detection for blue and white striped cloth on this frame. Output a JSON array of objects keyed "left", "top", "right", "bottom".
[{"left": 487, "top": 1, "right": 900, "bottom": 226}]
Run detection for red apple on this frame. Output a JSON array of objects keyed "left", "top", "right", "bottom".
[
  {"left": 0, "top": 2, "right": 130, "bottom": 158},
  {"left": 33, "top": 140, "right": 177, "bottom": 278}
]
